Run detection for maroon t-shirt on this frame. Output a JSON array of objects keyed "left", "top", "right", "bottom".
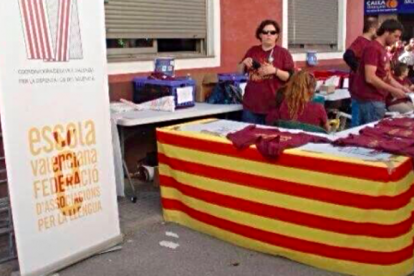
[
  {"left": 360, "top": 126, "right": 414, "bottom": 140},
  {"left": 376, "top": 117, "right": 414, "bottom": 129},
  {"left": 347, "top": 36, "right": 371, "bottom": 97},
  {"left": 353, "top": 40, "right": 389, "bottom": 102},
  {"left": 226, "top": 125, "right": 330, "bottom": 158},
  {"left": 398, "top": 77, "right": 413, "bottom": 87},
  {"left": 242, "top": 45, "right": 294, "bottom": 114},
  {"left": 265, "top": 101, "right": 328, "bottom": 128},
  {"left": 334, "top": 133, "right": 414, "bottom": 157}
]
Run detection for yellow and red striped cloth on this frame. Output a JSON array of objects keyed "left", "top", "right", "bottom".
[{"left": 157, "top": 120, "right": 414, "bottom": 276}]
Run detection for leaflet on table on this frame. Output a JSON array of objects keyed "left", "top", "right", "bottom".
[
  {"left": 178, "top": 119, "right": 330, "bottom": 139},
  {"left": 298, "top": 143, "right": 393, "bottom": 161},
  {"left": 178, "top": 120, "right": 251, "bottom": 136}
]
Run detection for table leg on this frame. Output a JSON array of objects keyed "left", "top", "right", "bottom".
[{"left": 118, "top": 126, "right": 137, "bottom": 203}]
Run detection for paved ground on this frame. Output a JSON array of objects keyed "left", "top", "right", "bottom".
[{"left": 0, "top": 182, "right": 412, "bottom": 276}]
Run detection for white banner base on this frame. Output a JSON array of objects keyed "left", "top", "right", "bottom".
[{"left": 24, "top": 235, "right": 123, "bottom": 276}]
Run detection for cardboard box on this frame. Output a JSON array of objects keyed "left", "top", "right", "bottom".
[
  {"left": 195, "top": 73, "right": 218, "bottom": 102},
  {"left": 319, "top": 85, "right": 336, "bottom": 94}
]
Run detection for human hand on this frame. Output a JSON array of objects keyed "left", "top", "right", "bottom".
[
  {"left": 403, "top": 86, "right": 411, "bottom": 93},
  {"left": 242, "top": 58, "right": 253, "bottom": 69},
  {"left": 258, "top": 63, "right": 276, "bottom": 77},
  {"left": 393, "top": 88, "right": 407, "bottom": 99}
]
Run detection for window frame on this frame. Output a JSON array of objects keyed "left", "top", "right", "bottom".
[
  {"left": 282, "top": 0, "right": 347, "bottom": 61},
  {"left": 107, "top": 0, "right": 221, "bottom": 75}
]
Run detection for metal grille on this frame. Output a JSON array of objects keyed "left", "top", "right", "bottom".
[
  {"left": 288, "top": 0, "right": 339, "bottom": 45},
  {"left": 104, "top": 0, "right": 208, "bottom": 39}
]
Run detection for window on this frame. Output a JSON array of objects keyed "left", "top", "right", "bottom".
[
  {"left": 287, "top": 0, "right": 342, "bottom": 53},
  {"left": 104, "top": 0, "right": 208, "bottom": 62}
]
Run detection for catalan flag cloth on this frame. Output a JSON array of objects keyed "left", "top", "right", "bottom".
[
  {"left": 19, "top": 0, "right": 83, "bottom": 62},
  {"left": 157, "top": 119, "right": 414, "bottom": 276}
]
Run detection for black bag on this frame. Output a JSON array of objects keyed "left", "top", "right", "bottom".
[
  {"left": 206, "top": 81, "right": 243, "bottom": 104},
  {"left": 275, "top": 86, "right": 286, "bottom": 109}
]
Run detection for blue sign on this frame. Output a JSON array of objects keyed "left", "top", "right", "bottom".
[{"left": 365, "top": 0, "right": 414, "bottom": 14}]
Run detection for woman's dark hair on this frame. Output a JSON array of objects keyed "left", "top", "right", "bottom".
[
  {"left": 394, "top": 62, "right": 409, "bottom": 77},
  {"left": 376, "top": 19, "right": 404, "bottom": 37},
  {"left": 255, "top": 19, "right": 280, "bottom": 41}
]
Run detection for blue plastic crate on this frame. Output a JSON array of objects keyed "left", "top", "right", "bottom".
[
  {"left": 218, "top": 73, "right": 248, "bottom": 86},
  {"left": 133, "top": 77, "right": 196, "bottom": 109}
]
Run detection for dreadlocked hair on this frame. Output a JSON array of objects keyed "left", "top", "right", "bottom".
[{"left": 284, "top": 71, "right": 316, "bottom": 120}]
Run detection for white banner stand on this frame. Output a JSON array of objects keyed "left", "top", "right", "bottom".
[{"left": 0, "top": 1, "right": 123, "bottom": 275}]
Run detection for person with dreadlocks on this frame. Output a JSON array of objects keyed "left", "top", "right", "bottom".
[{"left": 266, "top": 71, "right": 330, "bottom": 132}]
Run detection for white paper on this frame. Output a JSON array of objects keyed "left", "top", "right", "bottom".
[
  {"left": 239, "top": 82, "right": 247, "bottom": 97},
  {"left": 298, "top": 143, "right": 393, "bottom": 161},
  {"left": 176, "top": 86, "right": 194, "bottom": 104},
  {"left": 159, "top": 241, "right": 180, "bottom": 250},
  {"left": 324, "top": 76, "right": 341, "bottom": 87},
  {"left": 408, "top": 93, "right": 414, "bottom": 103},
  {"left": 322, "top": 89, "right": 351, "bottom": 101},
  {"left": 316, "top": 80, "right": 324, "bottom": 91},
  {"left": 165, "top": 231, "right": 179, "bottom": 238},
  {"left": 179, "top": 120, "right": 250, "bottom": 136},
  {"left": 342, "top": 78, "right": 349, "bottom": 89}
]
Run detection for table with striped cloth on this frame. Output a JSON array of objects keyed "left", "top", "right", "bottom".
[{"left": 156, "top": 121, "right": 414, "bottom": 276}]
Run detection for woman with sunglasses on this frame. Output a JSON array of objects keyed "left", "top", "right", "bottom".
[{"left": 237, "top": 19, "right": 294, "bottom": 125}]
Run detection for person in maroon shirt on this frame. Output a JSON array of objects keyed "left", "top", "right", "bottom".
[
  {"left": 386, "top": 63, "right": 414, "bottom": 113},
  {"left": 394, "top": 62, "right": 414, "bottom": 90},
  {"left": 237, "top": 19, "right": 294, "bottom": 125},
  {"left": 353, "top": 19, "right": 409, "bottom": 124},
  {"left": 266, "top": 71, "right": 330, "bottom": 132},
  {"left": 343, "top": 17, "right": 378, "bottom": 127}
]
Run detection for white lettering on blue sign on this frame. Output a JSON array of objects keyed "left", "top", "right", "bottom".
[{"left": 367, "top": 0, "right": 386, "bottom": 6}]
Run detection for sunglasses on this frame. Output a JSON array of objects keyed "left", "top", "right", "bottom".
[{"left": 261, "top": 30, "right": 278, "bottom": 35}]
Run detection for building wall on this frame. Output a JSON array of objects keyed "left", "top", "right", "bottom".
[
  {"left": 108, "top": 0, "right": 363, "bottom": 101},
  {"left": 219, "top": 0, "right": 283, "bottom": 73},
  {"left": 346, "top": 0, "right": 365, "bottom": 48}
]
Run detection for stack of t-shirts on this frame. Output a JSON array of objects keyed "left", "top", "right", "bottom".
[
  {"left": 334, "top": 117, "right": 414, "bottom": 157},
  {"left": 376, "top": 117, "right": 414, "bottom": 129},
  {"left": 226, "top": 125, "right": 331, "bottom": 159}
]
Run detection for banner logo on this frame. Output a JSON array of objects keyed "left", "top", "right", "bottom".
[
  {"left": 19, "top": 0, "right": 83, "bottom": 62},
  {"left": 386, "top": 0, "right": 399, "bottom": 8}
]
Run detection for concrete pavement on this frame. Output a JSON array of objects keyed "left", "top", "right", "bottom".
[{"left": 1, "top": 183, "right": 412, "bottom": 276}]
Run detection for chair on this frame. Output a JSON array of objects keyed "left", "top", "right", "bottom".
[
  {"left": 275, "top": 120, "right": 327, "bottom": 134},
  {"left": 314, "top": 92, "right": 352, "bottom": 131}
]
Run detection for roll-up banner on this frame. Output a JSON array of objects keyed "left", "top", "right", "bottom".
[{"left": 0, "top": 1, "right": 122, "bottom": 275}]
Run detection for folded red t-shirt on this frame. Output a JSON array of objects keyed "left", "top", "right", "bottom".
[
  {"left": 360, "top": 126, "right": 414, "bottom": 140},
  {"left": 376, "top": 118, "right": 414, "bottom": 129},
  {"left": 334, "top": 133, "right": 414, "bottom": 157},
  {"left": 226, "top": 125, "right": 330, "bottom": 158}
]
